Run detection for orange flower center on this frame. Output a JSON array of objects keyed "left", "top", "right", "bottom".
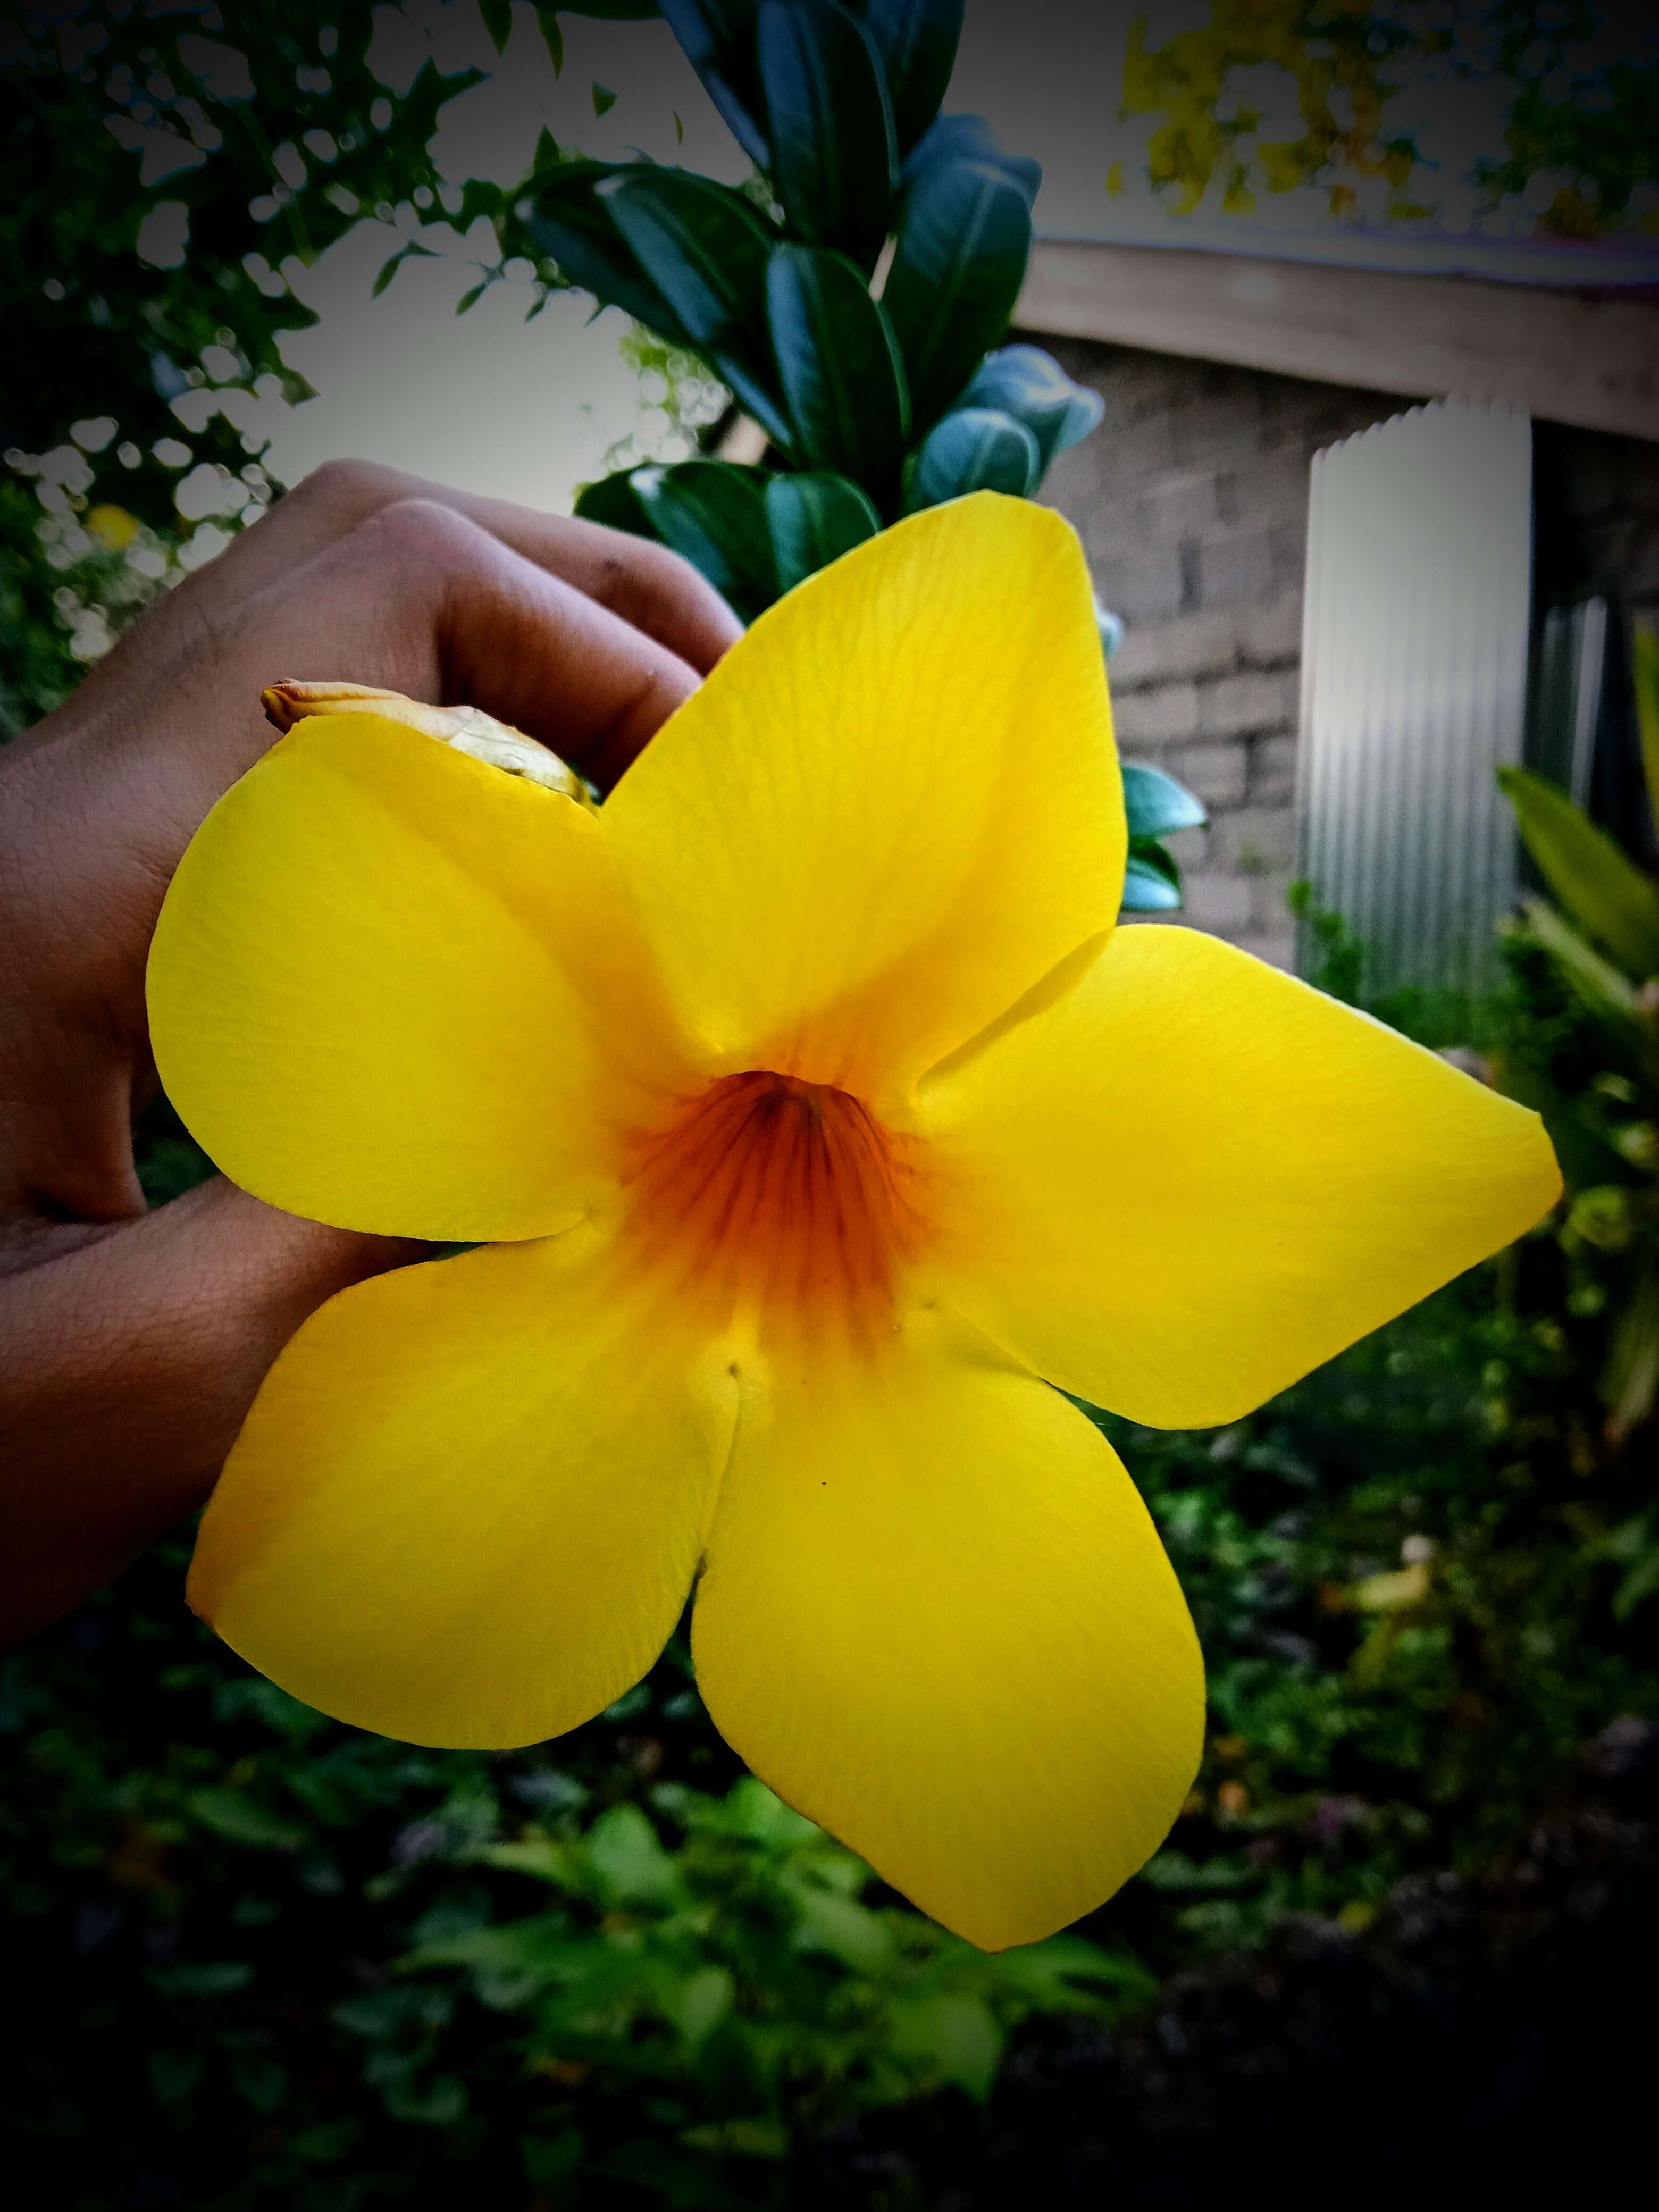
[{"left": 622, "top": 1071, "right": 925, "bottom": 1339}]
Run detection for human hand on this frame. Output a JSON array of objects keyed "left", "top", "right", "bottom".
[{"left": 0, "top": 460, "right": 741, "bottom": 1644}]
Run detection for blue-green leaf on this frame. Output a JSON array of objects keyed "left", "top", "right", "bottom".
[
  {"left": 600, "top": 168, "right": 772, "bottom": 350},
  {"left": 632, "top": 459, "right": 778, "bottom": 623},
  {"left": 765, "top": 471, "right": 881, "bottom": 591},
  {"left": 850, "top": 0, "right": 963, "bottom": 157},
  {"left": 766, "top": 243, "right": 908, "bottom": 487},
  {"left": 758, "top": 0, "right": 896, "bottom": 270},
  {"left": 573, "top": 467, "right": 662, "bottom": 541},
  {"left": 903, "top": 404, "right": 1038, "bottom": 510},
  {"left": 1120, "top": 851, "right": 1184, "bottom": 911},
  {"left": 901, "top": 110, "right": 1041, "bottom": 207},
  {"left": 516, "top": 163, "right": 694, "bottom": 343},
  {"left": 659, "top": 0, "right": 770, "bottom": 166},
  {"left": 1122, "top": 763, "right": 1206, "bottom": 841},
  {"left": 959, "top": 343, "right": 1102, "bottom": 473},
  {"left": 1499, "top": 765, "right": 1659, "bottom": 978},
  {"left": 882, "top": 156, "right": 1033, "bottom": 434}
]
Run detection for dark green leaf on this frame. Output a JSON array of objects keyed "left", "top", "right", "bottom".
[
  {"left": 371, "top": 238, "right": 438, "bottom": 297},
  {"left": 758, "top": 0, "right": 896, "bottom": 270},
  {"left": 903, "top": 404, "right": 1038, "bottom": 510},
  {"left": 481, "top": 0, "right": 514, "bottom": 53},
  {"left": 534, "top": 9, "right": 565, "bottom": 72},
  {"left": 516, "top": 163, "right": 694, "bottom": 343},
  {"left": 632, "top": 459, "right": 778, "bottom": 622},
  {"left": 454, "top": 280, "right": 487, "bottom": 315},
  {"left": 707, "top": 353, "right": 795, "bottom": 450},
  {"left": 882, "top": 157, "right": 1033, "bottom": 433},
  {"left": 592, "top": 80, "right": 618, "bottom": 116},
  {"left": 573, "top": 467, "right": 663, "bottom": 541},
  {"left": 850, "top": 0, "right": 962, "bottom": 157},
  {"left": 600, "top": 168, "right": 773, "bottom": 349},
  {"left": 1499, "top": 765, "right": 1659, "bottom": 977},
  {"left": 765, "top": 470, "right": 881, "bottom": 590},
  {"left": 901, "top": 110, "right": 1041, "bottom": 206},
  {"left": 1121, "top": 851, "right": 1184, "bottom": 911},
  {"left": 765, "top": 242, "right": 908, "bottom": 488},
  {"left": 1122, "top": 762, "right": 1207, "bottom": 841},
  {"left": 960, "top": 343, "right": 1102, "bottom": 473},
  {"left": 659, "top": 0, "right": 770, "bottom": 166},
  {"left": 562, "top": 1, "right": 662, "bottom": 13}
]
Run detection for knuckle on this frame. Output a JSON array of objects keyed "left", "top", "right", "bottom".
[{"left": 355, "top": 496, "right": 476, "bottom": 571}]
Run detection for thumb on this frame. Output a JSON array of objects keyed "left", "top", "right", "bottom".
[{"left": 0, "top": 1180, "right": 422, "bottom": 1646}]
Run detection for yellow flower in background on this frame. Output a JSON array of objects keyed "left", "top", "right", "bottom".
[
  {"left": 147, "top": 494, "right": 1558, "bottom": 1949},
  {"left": 86, "top": 503, "right": 140, "bottom": 551}
]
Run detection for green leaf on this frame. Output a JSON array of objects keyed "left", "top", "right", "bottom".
[
  {"left": 516, "top": 163, "right": 694, "bottom": 343},
  {"left": 882, "top": 156, "right": 1033, "bottom": 434},
  {"left": 371, "top": 238, "right": 438, "bottom": 297},
  {"left": 850, "top": 0, "right": 962, "bottom": 157},
  {"left": 562, "top": 1, "right": 663, "bottom": 14},
  {"left": 901, "top": 110, "right": 1041, "bottom": 206},
  {"left": 1121, "top": 851, "right": 1184, "bottom": 911},
  {"left": 601, "top": 167, "right": 773, "bottom": 350},
  {"left": 764, "top": 470, "right": 880, "bottom": 591},
  {"left": 1499, "top": 765, "right": 1659, "bottom": 977},
  {"left": 186, "top": 1787, "right": 306, "bottom": 1851},
  {"left": 583, "top": 1803, "right": 686, "bottom": 1909},
  {"left": 903, "top": 404, "right": 1038, "bottom": 510},
  {"left": 481, "top": 0, "right": 514, "bottom": 52},
  {"left": 886, "top": 1991, "right": 1002, "bottom": 2100},
  {"left": 758, "top": 0, "right": 896, "bottom": 269},
  {"left": 633, "top": 459, "right": 778, "bottom": 623},
  {"left": 534, "top": 8, "right": 565, "bottom": 72},
  {"left": 592, "top": 78, "right": 618, "bottom": 114},
  {"left": 659, "top": 0, "right": 771, "bottom": 166},
  {"left": 959, "top": 342, "right": 1102, "bottom": 473},
  {"left": 1633, "top": 622, "right": 1659, "bottom": 824},
  {"left": 765, "top": 242, "right": 908, "bottom": 487},
  {"left": 574, "top": 466, "right": 663, "bottom": 541},
  {"left": 1122, "top": 761, "right": 1206, "bottom": 840}
]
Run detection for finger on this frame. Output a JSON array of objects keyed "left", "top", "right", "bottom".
[
  {"left": 0, "top": 1183, "right": 422, "bottom": 1648},
  {"left": 246, "top": 458, "right": 743, "bottom": 673}
]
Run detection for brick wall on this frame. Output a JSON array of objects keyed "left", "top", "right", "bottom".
[{"left": 1032, "top": 338, "right": 1397, "bottom": 968}]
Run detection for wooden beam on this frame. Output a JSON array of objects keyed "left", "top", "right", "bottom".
[{"left": 1018, "top": 239, "right": 1659, "bottom": 443}]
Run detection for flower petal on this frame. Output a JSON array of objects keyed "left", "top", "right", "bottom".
[
  {"left": 691, "top": 1307, "right": 1203, "bottom": 1949},
  {"left": 147, "top": 714, "right": 693, "bottom": 1242},
  {"left": 602, "top": 493, "right": 1124, "bottom": 1104},
  {"left": 189, "top": 1230, "right": 736, "bottom": 1748},
  {"left": 918, "top": 925, "right": 1562, "bottom": 1428}
]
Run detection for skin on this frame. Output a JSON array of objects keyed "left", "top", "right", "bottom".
[{"left": 0, "top": 459, "right": 741, "bottom": 1648}]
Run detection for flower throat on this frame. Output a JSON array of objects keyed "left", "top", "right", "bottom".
[{"left": 622, "top": 1071, "right": 924, "bottom": 1336}]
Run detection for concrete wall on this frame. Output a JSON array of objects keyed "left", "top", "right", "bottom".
[{"left": 1033, "top": 338, "right": 1401, "bottom": 969}]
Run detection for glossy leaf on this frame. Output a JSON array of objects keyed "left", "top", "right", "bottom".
[
  {"left": 1499, "top": 766, "right": 1659, "bottom": 978},
  {"left": 707, "top": 354, "right": 796, "bottom": 453},
  {"left": 516, "top": 163, "right": 693, "bottom": 344},
  {"left": 764, "top": 471, "right": 881, "bottom": 591},
  {"left": 1120, "top": 851, "right": 1184, "bottom": 912},
  {"left": 659, "top": 0, "right": 770, "bottom": 166},
  {"left": 903, "top": 405, "right": 1038, "bottom": 512},
  {"left": 573, "top": 468, "right": 661, "bottom": 542},
  {"left": 851, "top": 0, "right": 963, "bottom": 158},
  {"left": 600, "top": 168, "right": 772, "bottom": 349},
  {"left": 960, "top": 343, "right": 1103, "bottom": 473},
  {"left": 758, "top": 0, "right": 896, "bottom": 270},
  {"left": 632, "top": 459, "right": 778, "bottom": 624},
  {"left": 765, "top": 243, "right": 909, "bottom": 486},
  {"left": 1121, "top": 762, "right": 1207, "bottom": 842},
  {"left": 882, "top": 157, "right": 1034, "bottom": 434},
  {"left": 901, "top": 110, "right": 1041, "bottom": 208}
]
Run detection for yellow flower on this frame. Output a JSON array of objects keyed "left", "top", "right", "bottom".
[
  {"left": 147, "top": 495, "right": 1557, "bottom": 1949},
  {"left": 86, "top": 503, "right": 140, "bottom": 551}
]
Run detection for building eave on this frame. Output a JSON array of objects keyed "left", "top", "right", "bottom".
[{"left": 1016, "top": 238, "right": 1659, "bottom": 445}]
